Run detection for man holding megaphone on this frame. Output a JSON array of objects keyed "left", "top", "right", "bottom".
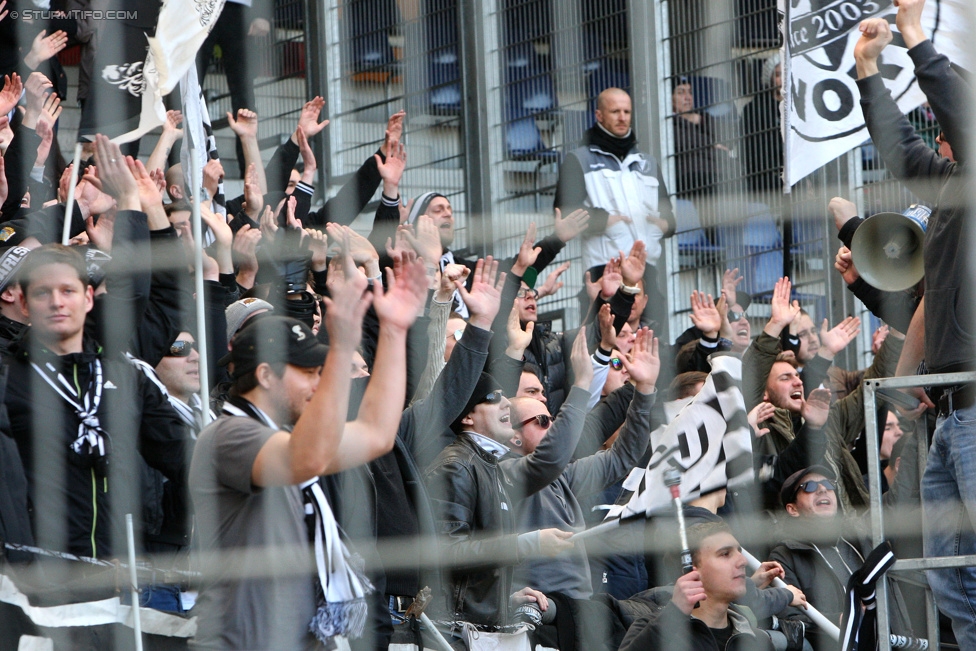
[{"left": 855, "top": 0, "right": 975, "bottom": 646}]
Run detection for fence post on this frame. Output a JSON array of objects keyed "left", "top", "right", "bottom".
[
  {"left": 304, "top": 0, "right": 332, "bottom": 194},
  {"left": 458, "top": 0, "right": 499, "bottom": 256},
  {"left": 628, "top": 0, "right": 670, "bottom": 342}
]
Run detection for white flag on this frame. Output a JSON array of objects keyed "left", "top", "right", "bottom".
[{"left": 781, "top": 0, "right": 973, "bottom": 187}]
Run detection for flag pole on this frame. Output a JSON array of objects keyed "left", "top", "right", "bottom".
[
  {"left": 572, "top": 517, "right": 842, "bottom": 642},
  {"left": 741, "top": 548, "right": 840, "bottom": 641},
  {"left": 61, "top": 143, "right": 84, "bottom": 245}
]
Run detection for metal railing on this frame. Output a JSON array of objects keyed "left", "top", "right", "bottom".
[{"left": 864, "top": 372, "right": 976, "bottom": 651}]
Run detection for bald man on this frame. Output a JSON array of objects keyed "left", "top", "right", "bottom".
[{"left": 554, "top": 87, "right": 675, "bottom": 329}]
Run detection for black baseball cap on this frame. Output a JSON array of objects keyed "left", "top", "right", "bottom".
[
  {"left": 221, "top": 316, "right": 328, "bottom": 379},
  {"left": 780, "top": 465, "right": 836, "bottom": 508},
  {"left": 451, "top": 373, "right": 504, "bottom": 432}
]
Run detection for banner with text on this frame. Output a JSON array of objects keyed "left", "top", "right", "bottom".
[{"left": 781, "top": 0, "right": 972, "bottom": 187}]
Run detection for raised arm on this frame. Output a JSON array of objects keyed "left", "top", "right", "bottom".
[
  {"left": 251, "top": 247, "right": 372, "bottom": 486},
  {"left": 330, "top": 254, "right": 428, "bottom": 472}
]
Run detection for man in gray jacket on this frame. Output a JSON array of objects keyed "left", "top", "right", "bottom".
[{"left": 509, "top": 327, "right": 660, "bottom": 598}]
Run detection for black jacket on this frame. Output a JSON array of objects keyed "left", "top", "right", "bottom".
[
  {"left": 3, "top": 333, "right": 188, "bottom": 558},
  {"left": 769, "top": 534, "right": 913, "bottom": 651},
  {"left": 619, "top": 600, "right": 774, "bottom": 651},
  {"left": 424, "top": 386, "right": 588, "bottom": 626},
  {"left": 857, "top": 40, "right": 972, "bottom": 373}
]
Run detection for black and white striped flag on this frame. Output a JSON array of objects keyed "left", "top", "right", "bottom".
[{"left": 604, "top": 354, "right": 753, "bottom": 522}]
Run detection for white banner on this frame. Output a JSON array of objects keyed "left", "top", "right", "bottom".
[{"left": 782, "top": 0, "right": 973, "bottom": 187}]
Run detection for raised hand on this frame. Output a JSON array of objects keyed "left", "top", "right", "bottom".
[
  {"left": 22, "top": 72, "right": 53, "bottom": 129},
  {"left": 296, "top": 96, "right": 329, "bottom": 139},
  {"left": 373, "top": 252, "right": 428, "bottom": 332},
  {"left": 828, "top": 197, "right": 858, "bottom": 231},
  {"left": 722, "top": 267, "right": 743, "bottom": 300},
  {"left": 854, "top": 18, "right": 893, "bottom": 78},
  {"left": 569, "top": 326, "right": 594, "bottom": 390},
  {"left": 232, "top": 224, "right": 262, "bottom": 288},
  {"left": 296, "top": 128, "right": 317, "bottom": 183},
  {"left": 93, "top": 135, "right": 140, "bottom": 211},
  {"left": 376, "top": 140, "right": 406, "bottom": 195},
  {"left": 162, "top": 109, "right": 184, "bottom": 140},
  {"left": 25, "top": 30, "right": 68, "bottom": 69},
  {"left": 506, "top": 303, "right": 534, "bottom": 359},
  {"left": 619, "top": 327, "right": 660, "bottom": 393},
  {"left": 243, "top": 163, "right": 264, "bottom": 220},
  {"left": 801, "top": 388, "right": 831, "bottom": 429},
  {"left": 689, "top": 290, "right": 721, "bottom": 337},
  {"left": 894, "top": 0, "right": 927, "bottom": 48},
  {"left": 600, "top": 256, "right": 623, "bottom": 299},
  {"left": 819, "top": 315, "right": 861, "bottom": 359},
  {"left": 127, "top": 157, "right": 165, "bottom": 213},
  {"left": 75, "top": 170, "right": 116, "bottom": 217},
  {"left": 583, "top": 270, "right": 601, "bottom": 303},
  {"left": 437, "top": 263, "right": 468, "bottom": 302},
  {"left": 323, "top": 239, "right": 371, "bottom": 351},
  {"left": 553, "top": 207, "right": 590, "bottom": 243},
  {"left": 199, "top": 201, "right": 233, "bottom": 273},
  {"left": 620, "top": 240, "right": 647, "bottom": 286},
  {"left": 765, "top": 277, "right": 800, "bottom": 336},
  {"left": 380, "top": 110, "right": 406, "bottom": 157},
  {"left": 0, "top": 1, "right": 8, "bottom": 22},
  {"left": 227, "top": 108, "right": 259, "bottom": 141},
  {"left": 536, "top": 261, "right": 570, "bottom": 299},
  {"left": 672, "top": 570, "right": 707, "bottom": 614},
  {"left": 86, "top": 211, "right": 116, "bottom": 253},
  {"left": 304, "top": 227, "right": 329, "bottom": 272},
  {"left": 834, "top": 246, "right": 859, "bottom": 285},
  {"left": 598, "top": 303, "right": 617, "bottom": 351},
  {"left": 512, "top": 222, "right": 542, "bottom": 276},
  {"left": 456, "top": 256, "right": 505, "bottom": 329},
  {"left": 202, "top": 158, "right": 224, "bottom": 198},
  {"left": 748, "top": 402, "right": 775, "bottom": 438},
  {"left": 33, "top": 116, "right": 54, "bottom": 168},
  {"left": 0, "top": 74, "right": 23, "bottom": 117}
]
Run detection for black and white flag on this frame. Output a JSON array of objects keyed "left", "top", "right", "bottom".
[
  {"left": 604, "top": 355, "right": 753, "bottom": 522},
  {"left": 78, "top": 0, "right": 225, "bottom": 143},
  {"left": 781, "top": 0, "right": 972, "bottom": 187}
]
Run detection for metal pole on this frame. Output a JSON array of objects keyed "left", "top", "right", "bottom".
[
  {"left": 187, "top": 149, "right": 212, "bottom": 424},
  {"left": 61, "top": 143, "right": 84, "bottom": 245},
  {"left": 419, "top": 612, "right": 455, "bottom": 651},
  {"left": 125, "top": 514, "right": 144, "bottom": 651},
  {"left": 863, "top": 379, "right": 892, "bottom": 651},
  {"left": 741, "top": 549, "right": 841, "bottom": 642}
]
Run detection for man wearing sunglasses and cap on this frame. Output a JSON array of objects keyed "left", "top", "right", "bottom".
[
  {"left": 425, "top": 329, "right": 596, "bottom": 627},
  {"left": 508, "top": 327, "right": 660, "bottom": 599},
  {"left": 769, "top": 465, "right": 914, "bottom": 651}
]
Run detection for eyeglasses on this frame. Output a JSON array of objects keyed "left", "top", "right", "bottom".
[
  {"left": 481, "top": 389, "right": 504, "bottom": 405},
  {"left": 167, "top": 340, "right": 196, "bottom": 357},
  {"left": 516, "top": 414, "right": 552, "bottom": 430},
  {"left": 797, "top": 479, "right": 835, "bottom": 494},
  {"left": 517, "top": 288, "right": 538, "bottom": 300},
  {"left": 727, "top": 310, "right": 748, "bottom": 322},
  {"left": 610, "top": 357, "right": 624, "bottom": 371},
  {"left": 449, "top": 328, "right": 464, "bottom": 342}
]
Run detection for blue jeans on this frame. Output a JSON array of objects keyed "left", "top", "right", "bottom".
[{"left": 922, "top": 404, "right": 976, "bottom": 648}]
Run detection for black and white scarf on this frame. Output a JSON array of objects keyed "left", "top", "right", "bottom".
[
  {"left": 30, "top": 357, "right": 111, "bottom": 466},
  {"left": 127, "top": 353, "right": 215, "bottom": 436},
  {"left": 221, "top": 398, "right": 373, "bottom": 644}
]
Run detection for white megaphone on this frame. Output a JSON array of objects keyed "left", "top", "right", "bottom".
[{"left": 850, "top": 204, "right": 930, "bottom": 292}]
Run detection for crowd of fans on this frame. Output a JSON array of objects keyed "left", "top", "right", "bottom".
[{"left": 0, "top": 0, "right": 970, "bottom": 649}]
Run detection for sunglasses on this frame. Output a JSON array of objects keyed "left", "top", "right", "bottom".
[
  {"left": 517, "top": 288, "right": 538, "bottom": 300},
  {"left": 167, "top": 340, "right": 196, "bottom": 357},
  {"left": 481, "top": 389, "right": 504, "bottom": 405},
  {"left": 516, "top": 414, "right": 553, "bottom": 430},
  {"left": 449, "top": 328, "right": 464, "bottom": 342},
  {"left": 797, "top": 479, "right": 835, "bottom": 494},
  {"left": 727, "top": 310, "right": 748, "bottom": 322},
  {"left": 610, "top": 357, "right": 624, "bottom": 371}
]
